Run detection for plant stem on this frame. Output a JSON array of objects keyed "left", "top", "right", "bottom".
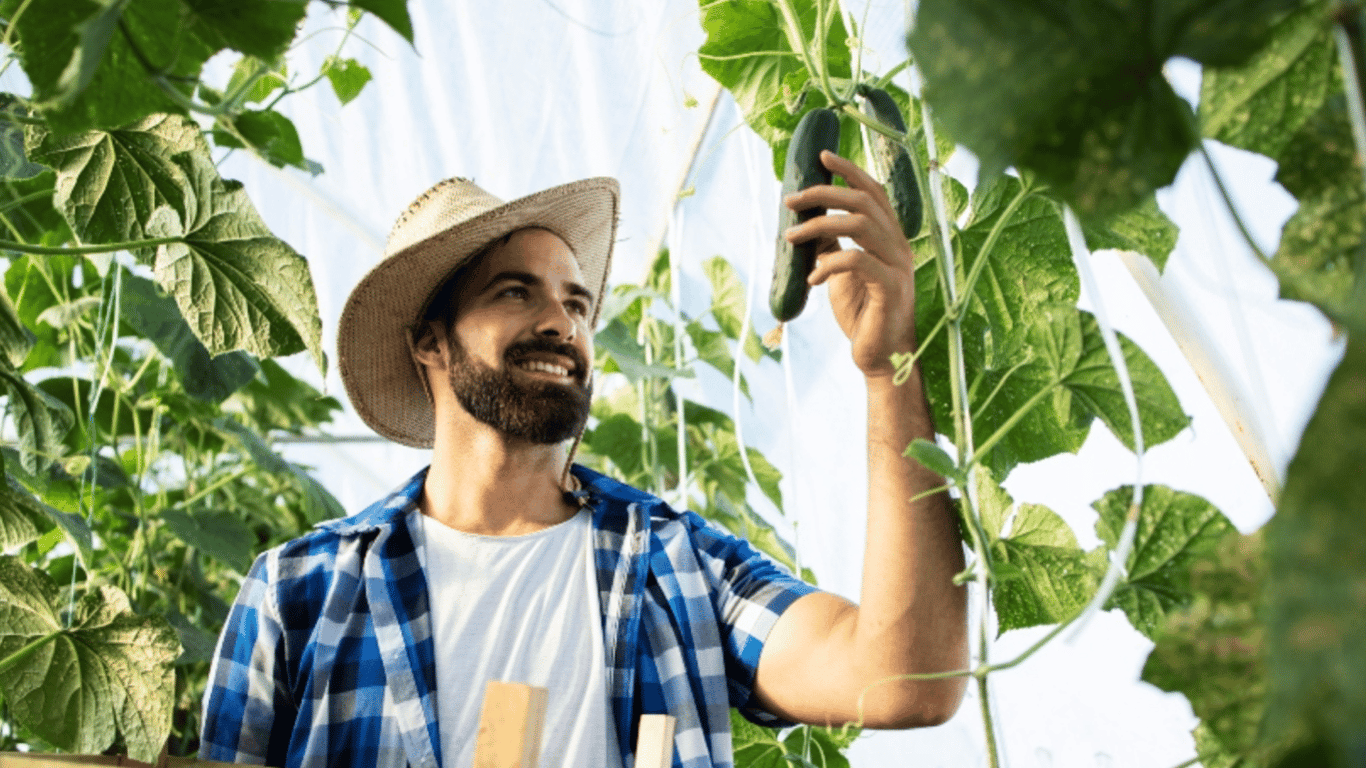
[
  {"left": 919, "top": 93, "right": 1002, "bottom": 768},
  {"left": 775, "top": 0, "right": 822, "bottom": 98},
  {"left": 977, "top": 675, "right": 1001, "bottom": 768},
  {"left": 172, "top": 465, "right": 250, "bottom": 510},
  {"left": 1197, "top": 143, "right": 1268, "bottom": 262},
  {"left": 1332, "top": 6, "right": 1366, "bottom": 196},
  {"left": 969, "top": 382, "right": 1059, "bottom": 466},
  {"left": 0, "top": 235, "right": 182, "bottom": 255},
  {"left": 955, "top": 185, "right": 1032, "bottom": 314}
]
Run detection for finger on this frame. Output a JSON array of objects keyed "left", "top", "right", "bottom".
[
  {"left": 786, "top": 210, "right": 909, "bottom": 268},
  {"left": 819, "top": 150, "right": 889, "bottom": 201},
  {"left": 807, "top": 247, "right": 901, "bottom": 289},
  {"left": 785, "top": 182, "right": 893, "bottom": 219}
]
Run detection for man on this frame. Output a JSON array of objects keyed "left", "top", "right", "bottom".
[{"left": 201, "top": 151, "right": 968, "bottom": 768}]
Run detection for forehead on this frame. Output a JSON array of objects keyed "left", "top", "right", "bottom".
[{"left": 464, "top": 227, "right": 584, "bottom": 288}]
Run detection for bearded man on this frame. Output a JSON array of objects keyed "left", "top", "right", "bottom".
[{"left": 200, "top": 152, "right": 968, "bottom": 768}]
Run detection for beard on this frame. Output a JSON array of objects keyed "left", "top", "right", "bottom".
[{"left": 445, "top": 335, "right": 592, "bottom": 444}]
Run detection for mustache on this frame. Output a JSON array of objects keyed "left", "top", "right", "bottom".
[{"left": 503, "top": 338, "right": 588, "bottom": 376}]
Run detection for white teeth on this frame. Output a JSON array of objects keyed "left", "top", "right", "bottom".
[{"left": 519, "top": 360, "right": 570, "bottom": 377}]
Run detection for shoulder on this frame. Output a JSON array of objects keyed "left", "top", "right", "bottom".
[{"left": 248, "top": 467, "right": 427, "bottom": 603}]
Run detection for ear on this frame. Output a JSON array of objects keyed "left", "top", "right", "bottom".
[{"left": 409, "top": 322, "right": 449, "bottom": 370}]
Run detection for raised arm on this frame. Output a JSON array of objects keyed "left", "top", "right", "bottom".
[{"left": 751, "top": 150, "right": 969, "bottom": 728}]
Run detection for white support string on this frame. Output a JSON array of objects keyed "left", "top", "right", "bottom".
[
  {"left": 1062, "top": 206, "right": 1146, "bottom": 640},
  {"left": 731, "top": 132, "right": 765, "bottom": 496},
  {"left": 780, "top": 327, "right": 802, "bottom": 579},
  {"left": 668, "top": 205, "right": 688, "bottom": 509}
]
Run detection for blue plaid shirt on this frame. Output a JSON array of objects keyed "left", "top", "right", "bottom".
[{"left": 200, "top": 464, "right": 817, "bottom": 768}]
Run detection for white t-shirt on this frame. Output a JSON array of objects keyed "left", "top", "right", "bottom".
[{"left": 419, "top": 508, "right": 623, "bottom": 768}]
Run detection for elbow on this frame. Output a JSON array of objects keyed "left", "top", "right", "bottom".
[{"left": 858, "top": 674, "right": 968, "bottom": 729}]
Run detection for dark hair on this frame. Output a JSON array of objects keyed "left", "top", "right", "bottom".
[{"left": 416, "top": 231, "right": 516, "bottom": 333}]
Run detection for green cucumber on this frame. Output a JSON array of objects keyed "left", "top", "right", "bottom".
[
  {"left": 858, "top": 86, "right": 923, "bottom": 239},
  {"left": 770, "top": 107, "right": 841, "bottom": 322}
]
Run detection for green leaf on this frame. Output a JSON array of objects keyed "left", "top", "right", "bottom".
[
  {"left": 1266, "top": 97, "right": 1366, "bottom": 334},
  {"left": 215, "top": 417, "right": 342, "bottom": 523},
  {"left": 0, "top": 283, "right": 35, "bottom": 369},
  {"left": 1081, "top": 196, "right": 1180, "bottom": 272},
  {"left": 0, "top": 170, "right": 72, "bottom": 252},
  {"left": 1200, "top": 2, "right": 1339, "bottom": 160},
  {"left": 1061, "top": 312, "right": 1191, "bottom": 453},
  {"left": 141, "top": 148, "right": 326, "bottom": 371},
  {"left": 902, "top": 438, "right": 957, "bottom": 480},
  {"left": 159, "top": 508, "right": 253, "bottom": 572},
  {"left": 349, "top": 0, "right": 414, "bottom": 43},
  {"left": 980, "top": 469, "right": 1099, "bottom": 634},
  {"left": 0, "top": 360, "right": 74, "bottom": 473},
  {"left": 731, "top": 708, "right": 789, "bottom": 768},
  {"left": 595, "top": 319, "right": 694, "bottom": 382},
  {"left": 0, "top": 101, "right": 49, "bottom": 179},
  {"left": 697, "top": 0, "right": 852, "bottom": 176},
  {"left": 230, "top": 358, "right": 341, "bottom": 433},
  {"left": 1141, "top": 528, "right": 1305, "bottom": 766},
  {"left": 225, "top": 56, "right": 288, "bottom": 106},
  {"left": 0, "top": 559, "right": 178, "bottom": 762},
  {"left": 582, "top": 412, "right": 646, "bottom": 478},
  {"left": 10, "top": 0, "right": 220, "bottom": 134},
  {"left": 782, "top": 725, "right": 853, "bottom": 768},
  {"left": 1269, "top": 183, "right": 1365, "bottom": 332},
  {"left": 323, "top": 56, "right": 373, "bottom": 105},
  {"left": 1264, "top": 334, "right": 1366, "bottom": 756},
  {"left": 119, "top": 271, "right": 258, "bottom": 403},
  {"left": 212, "top": 109, "right": 318, "bottom": 175},
  {"left": 684, "top": 322, "right": 749, "bottom": 399},
  {"left": 0, "top": 469, "right": 51, "bottom": 552},
  {"left": 52, "top": 0, "right": 131, "bottom": 108},
  {"left": 908, "top": 0, "right": 1298, "bottom": 217},
  {"left": 181, "top": 0, "right": 308, "bottom": 60},
  {"left": 702, "top": 255, "right": 773, "bottom": 362},
  {"left": 1093, "top": 484, "right": 1236, "bottom": 640},
  {"left": 1273, "top": 94, "right": 1359, "bottom": 202},
  {"left": 26, "top": 113, "right": 203, "bottom": 247}
]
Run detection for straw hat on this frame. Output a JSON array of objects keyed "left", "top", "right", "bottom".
[{"left": 338, "top": 176, "right": 620, "bottom": 448}]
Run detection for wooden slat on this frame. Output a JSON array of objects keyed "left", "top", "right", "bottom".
[
  {"left": 473, "top": 681, "right": 548, "bottom": 768},
  {"left": 634, "top": 714, "right": 676, "bottom": 768}
]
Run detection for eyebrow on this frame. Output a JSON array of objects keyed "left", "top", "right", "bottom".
[{"left": 484, "top": 270, "right": 595, "bottom": 306}]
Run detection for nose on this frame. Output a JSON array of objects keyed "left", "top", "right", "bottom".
[{"left": 534, "top": 299, "right": 577, "bottom": 341}]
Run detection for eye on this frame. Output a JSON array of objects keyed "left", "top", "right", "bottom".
[
  {"left": 566, "top": 298, "right": 591, "bottom": 317},
  {"left": 498, "top": 285, "right": 529, "bottom": 300}
]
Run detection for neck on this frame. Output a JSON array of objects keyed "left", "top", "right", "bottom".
[{"left": 421, "top": 416, "right": 579, "bottom": 536}]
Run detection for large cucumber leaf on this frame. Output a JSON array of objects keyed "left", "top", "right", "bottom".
[
  {"left": 159, "top": 508, "right": 254, "bottom": 573},
  {"left": 1264, "top": 335, "right": 1366, "bottom": 761},
  {"left": 1093, "top": 484, "right": 1236, "bottom": 640},
  {"left": 1200, "top": 2, "right": 1338, "bottom": 160},
  {"left": 0, "top": 557, "right": 179, "bottom": 762},
  {"left": 140, "top": 149, "right": 324, "bottom": 371},
  {"left": 0, "top": 358, "right": 74, "bottom": 474},
  {"left": 181, "top": 0, "right": 309, "bottom": 61},
  {"left": 908, "top": 0, "right": 1299, "bottom": 218},
  {"left": 26, "top": 114, "right": 203, "bottom": 247}
]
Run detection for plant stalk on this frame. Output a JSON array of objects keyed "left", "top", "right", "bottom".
[{"left": 0, "top": 235, "right": 182, "bottom": 255}]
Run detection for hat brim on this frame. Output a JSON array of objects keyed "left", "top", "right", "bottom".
[{"left": 338, "top": 177, "right": 619, "bottom": 448}]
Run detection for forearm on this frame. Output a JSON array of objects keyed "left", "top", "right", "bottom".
[{"left": 849, "top": 363, "right": 969, "bottom": 720}]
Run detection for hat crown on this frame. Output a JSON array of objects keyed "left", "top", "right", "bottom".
[{"left": 385, "top": 178, "right": 507, "bottom": 258}]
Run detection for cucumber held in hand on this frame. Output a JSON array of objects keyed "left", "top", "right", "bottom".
[
  {"left": 858, "top": 86, "right": 922, "bottom": 239},
  {"left": 770, "top": 107, "right": 841, "bottom": 323}
]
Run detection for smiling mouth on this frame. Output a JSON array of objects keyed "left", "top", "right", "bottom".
[{"left": 515, "top": 359, "right": 574, "bottom": 378}]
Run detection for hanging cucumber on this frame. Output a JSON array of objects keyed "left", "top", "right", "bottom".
[
  {"left": 857, "top": 86, "right": 922, "bottom": 239},
  {"left": 769, "top": 107, "right": 842, "bottom": 324}
]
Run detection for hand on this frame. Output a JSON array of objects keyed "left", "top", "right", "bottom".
[{"left": 783, "top": 150, "right": 917, "bottom": 379}]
